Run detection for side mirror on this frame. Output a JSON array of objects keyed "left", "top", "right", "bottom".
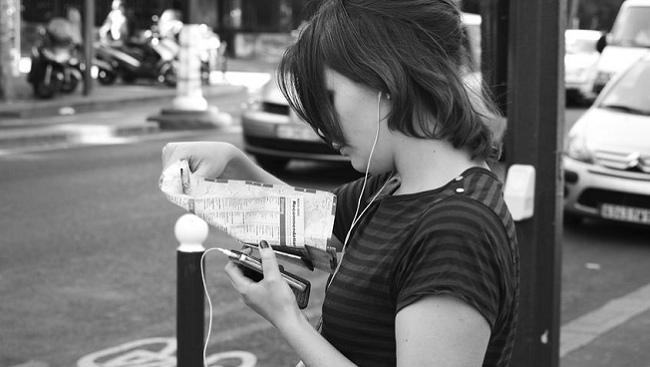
[{"left": 596, "top": 34, "right": 607, "bottom": 53}]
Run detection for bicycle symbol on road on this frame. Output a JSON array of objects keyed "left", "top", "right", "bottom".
[{"left": 76, "top": 337, "right": 257, "bottom": 367}]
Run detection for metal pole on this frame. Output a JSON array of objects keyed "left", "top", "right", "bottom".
[
  {"left": 479, "top": 0, "right": 510, "bottom": 115},
  {"left": 569, "top": 0, "right": 581, "bottom": 29},
  {"left": 505, "top": 0, "right": 565, "bottom": 366},
  {"left": 175, "top": 214, "right": 208, "bottom": 367},
  {"left": 83, "top": 0, "right": 94, "bottom": 96}
]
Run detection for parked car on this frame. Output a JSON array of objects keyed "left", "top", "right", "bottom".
[
  {"left": 564, "top": 29, "right": 602, "bottom": 105},
  {"left": 592, "top": 0, "right": 650, "bottom": 95},
  {"left": 242, "top": 73, "right": 348, "bottom": 172},
  {"left": 241, "top": 13, "right": 483, "bottom": 171},
  {"left": 563, "top": 52, "right": 650, "bottom": 226}
]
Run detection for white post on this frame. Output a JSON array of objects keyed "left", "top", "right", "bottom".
[
  {"left": 12, "top": 0, "right": 20, "bottom": 77},
  {"left": 175, "top": 213, "right": 208, "bottom": 367},
  {"left": 147, "top": 24, "right": 233, "bottom": 129},
  {"left": 175, "top": 212, "right": 208, "bottom": 253},
  {"left": 172, "top": 24, "right": 208, "bottom": 111}
]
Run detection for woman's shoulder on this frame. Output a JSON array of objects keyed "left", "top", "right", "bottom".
[{"left": 410, "top": 168, "right": 512, "bottom": 237}]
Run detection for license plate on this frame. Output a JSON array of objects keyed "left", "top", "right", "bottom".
[
  {"left": 276, "top": 125, "right": 321, "bottom": 142},
  {"left": 600, "top": 204, "right": 650, "bottom": 225}
]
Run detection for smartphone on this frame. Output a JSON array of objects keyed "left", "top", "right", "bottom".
[{"left": 224, "top": 249, "right": 311, "bottom": 309}]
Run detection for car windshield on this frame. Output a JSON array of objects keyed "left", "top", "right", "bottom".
[
  {"left": 599, "top": 58, "right": 650, "bottom": 115},
  {"left": 610, "top": 7, "right": 650, "bottom": 47}
]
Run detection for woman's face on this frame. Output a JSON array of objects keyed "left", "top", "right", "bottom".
[{"left": 324, "top": 68, "right": 394, "bottom": 173}]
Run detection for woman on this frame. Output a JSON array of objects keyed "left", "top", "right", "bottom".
[{"left": 162, "top": 1, "right": 519, "bottom": 366}]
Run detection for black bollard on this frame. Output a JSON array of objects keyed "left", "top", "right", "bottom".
[{"left": 175, "top": 214, "right": 208, "bottom": 367}]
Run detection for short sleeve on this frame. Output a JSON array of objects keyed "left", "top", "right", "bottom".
[{"left": 394, "top": 197, "right": 506, "bottom": 329}]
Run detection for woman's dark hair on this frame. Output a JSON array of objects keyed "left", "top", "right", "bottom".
[{"left": 277, "top": 0, "right": 505, "bottom": 161}]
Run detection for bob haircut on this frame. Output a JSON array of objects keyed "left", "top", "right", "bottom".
[{"left": 277, "top": 0, "right": 505, "bottom": 162}]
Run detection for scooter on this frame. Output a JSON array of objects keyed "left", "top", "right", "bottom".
[
  {"left": 95, "top": 30, "right": 178, "bottom": 87},
  {"left": 152, "top": 10, "right": 220, "bottom": 86},
  {"left": 28, "top": 20, "right": 84, "bottom": 99},
  {"left": 92, "top": 42, "right": 119, "bottom": 85}
]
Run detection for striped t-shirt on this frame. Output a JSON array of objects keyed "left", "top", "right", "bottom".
[{"left": 322, "top": 167, "right": 519, "bottom": 367}]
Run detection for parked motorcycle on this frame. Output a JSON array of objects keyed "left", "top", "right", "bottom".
[
  {"left": 28, "top": 18, "right": 83, "bottom": 99},
  {"left": 153, "top": 9, "right": 222, "bottom": 86},
  {"left": 93, "top": 9, "right": 220, "bottom": 88},
  {"left": 95, "top": 29, "right": 178, "bottom": 87},
  {"left": 91, "top": 43, "right": 119, "bottom": 85}
]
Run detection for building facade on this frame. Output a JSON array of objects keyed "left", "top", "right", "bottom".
[{"left": 20, "top": 0, "right": 318, "bottom": 58}]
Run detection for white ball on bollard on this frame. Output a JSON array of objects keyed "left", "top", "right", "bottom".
[{"left": 175, "top": 213, "right": 209, "bottom": 251}]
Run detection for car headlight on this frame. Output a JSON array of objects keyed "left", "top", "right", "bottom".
[{"left": 565, "top": 121, "right": 593, "bottom": 163}]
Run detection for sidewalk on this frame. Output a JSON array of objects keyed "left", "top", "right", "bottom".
[
  {"left": 0, "top": 58, "right": 276, "bottom": 151},
  {"left": 559, "top": 283, "right": 650, "bottom": 366}
]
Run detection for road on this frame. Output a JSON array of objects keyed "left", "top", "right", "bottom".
[{"left": 0, "top": 104, "right": 649, "bottom": 367}]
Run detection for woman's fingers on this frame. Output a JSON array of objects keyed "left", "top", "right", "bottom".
[
  {"left": 224, "top": 259, "right": 254, "bottom": 291},
  {"left": 223, "top": 246, "right": 257, "bottom": 291},
  {"left": 161, "top": 142, "right": 181, "bottom": 169},
  {"left": 161, "top": 142, "right": 212, "bottom": 177},
  {"left": 258, "top": 240, "right": 282, "bottom": 283},
  {"left": 162, "top": 142, "right": 198, "bottom": 171}
]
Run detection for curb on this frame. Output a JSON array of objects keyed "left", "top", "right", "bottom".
[
  {"left": 0, "top": 84, "right": 248, "bottom": 151},
  {"left": 0, "top": 122, "right": 161, "bottom": 151},
  {"left": 0, "top": 84, "right": 247, "bottom": 119}
]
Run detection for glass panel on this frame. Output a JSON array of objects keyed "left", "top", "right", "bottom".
[
  {"left": 600, "top": 60, "right": 650, "bottom": 114},
  {"left": 611, "top": 7, "right": 650, "bottom": 47}
]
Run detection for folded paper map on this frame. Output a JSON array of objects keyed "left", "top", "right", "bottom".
[{"left": 159, "top": 160, "right": 338, "bottom": 272}]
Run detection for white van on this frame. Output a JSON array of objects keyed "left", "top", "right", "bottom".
[{"left": 592, "top": 0, "right": 650, "bottom": 94}]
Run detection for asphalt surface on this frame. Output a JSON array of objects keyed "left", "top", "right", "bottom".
[{"left": 2, "top": 59, "right": 650, "bottom": 367}]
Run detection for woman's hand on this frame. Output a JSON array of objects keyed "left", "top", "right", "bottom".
[
  {"left": 226, "top": 242, "right": 357, "bottom": 367},
  {"left": 224, "top": 241, "right": 302, "bottom": 327},
  {"left": 161, "top": 141, "right": 287, "bottom": 184},
  {"left": 162, "top": 141, "right": 237, "bottom": 179}
]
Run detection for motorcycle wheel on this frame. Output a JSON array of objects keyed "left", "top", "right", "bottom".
[
  {"left": 60, "top": 75, "right": 80, "bottom": 94},
  {"left": 97, "top": 68, "right": 117, "bottom": 85},
  {"left": 201, "top": 62, "right": 211, "bottom": 85},
  {"left": 33, "top": 79, "right": 60, "bottom": 99},
  {"left": 162, "top": 65, "right": 177, "bottom": 88}
]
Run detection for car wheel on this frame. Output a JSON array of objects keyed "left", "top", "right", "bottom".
[{"left": 255, "top": 156, "right": 289, "bottom": 172}]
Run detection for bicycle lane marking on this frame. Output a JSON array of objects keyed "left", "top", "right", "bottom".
[
  {"left": 76, "top": 337, "right": 257, "bottom": 367},
  {"left": 73, "top": 275, "right": 326, "bottom": 367}
]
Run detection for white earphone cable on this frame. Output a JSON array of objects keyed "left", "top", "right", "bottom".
[
  {"left": 203, "top": 92, "right": 391, "bottom": 347},
  {"left": 200, "top": 247, "right": 220, "bottom": 367},
  {"left": 329, "top": 91, "right": 386, "bottom": 290}
]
